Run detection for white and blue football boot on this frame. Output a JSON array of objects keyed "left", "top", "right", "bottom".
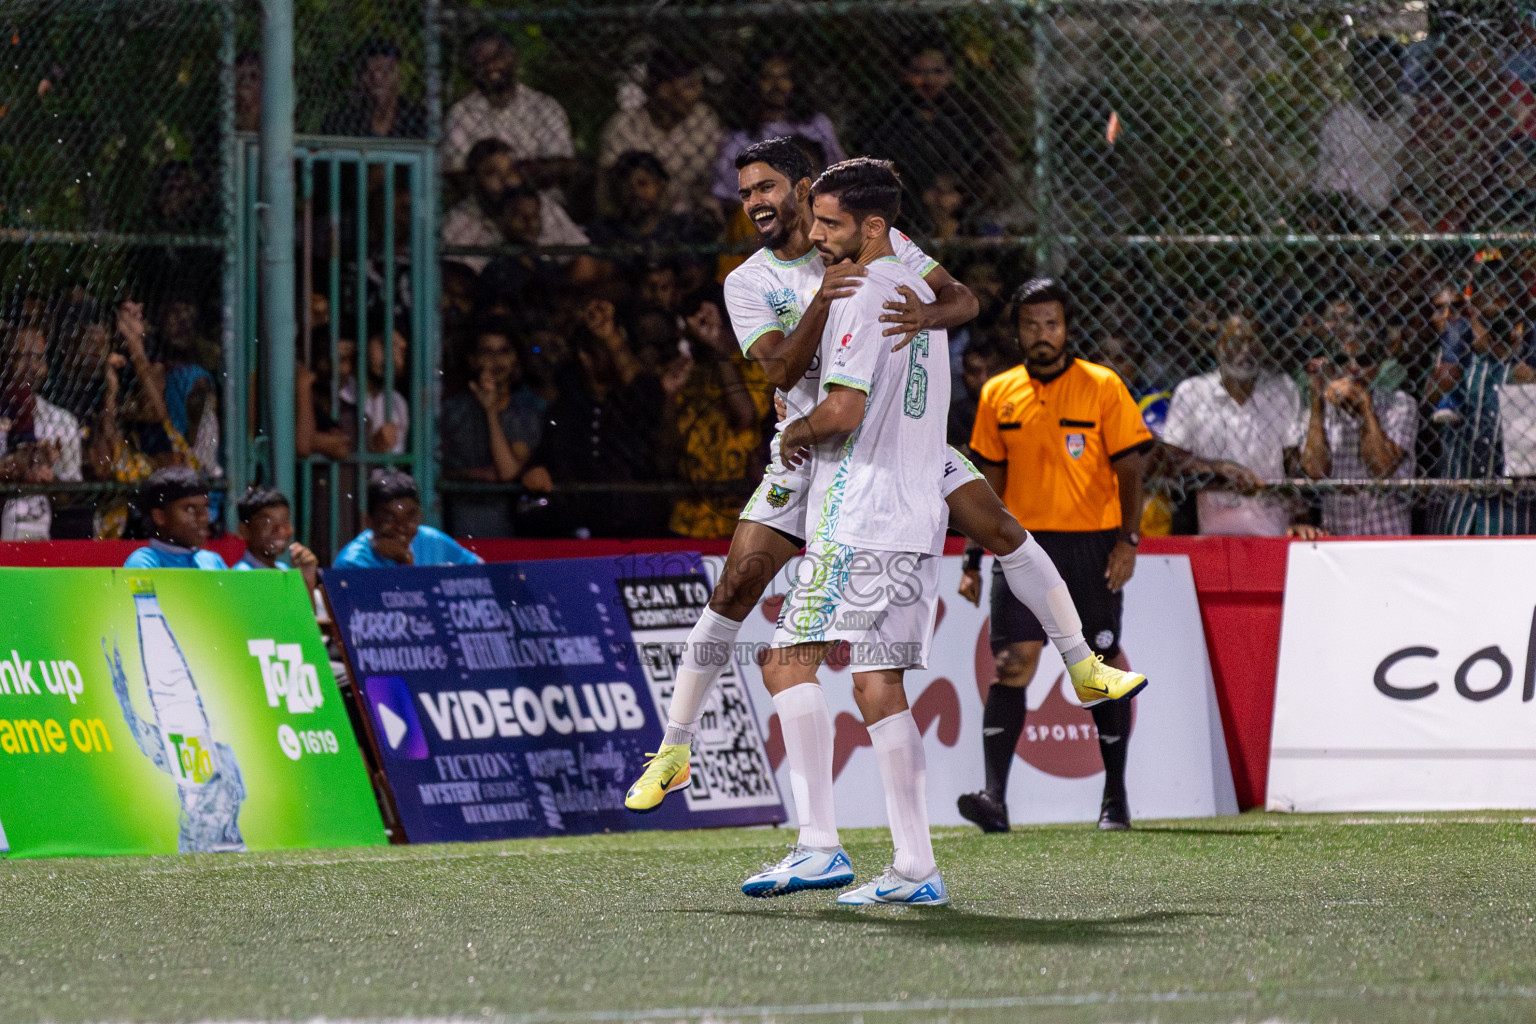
[
  {"left": 836, "top": 864, "right": 949, "bottom": 906},
  {"left": 741, "top": 844, "right": 855, "bottom": 898}
]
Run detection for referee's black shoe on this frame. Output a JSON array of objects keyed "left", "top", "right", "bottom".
[
  {"left": 957, "top": 790, "right": 1010, "bottom": 833},
  {"left": 1098, "top": 786, "right": 1131, "bottom": 831}
]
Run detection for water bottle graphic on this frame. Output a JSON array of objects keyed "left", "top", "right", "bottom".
[{"left": 107, "top": 576, "right": 247, "bottom": 853}]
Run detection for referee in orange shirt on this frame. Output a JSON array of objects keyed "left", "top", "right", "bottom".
[{"left": 957, "top": 278, "right": 1153, "bottom": 832}]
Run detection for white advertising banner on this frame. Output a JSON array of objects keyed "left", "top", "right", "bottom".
[
  {"left": 1269, "top": 540, "right": 1536, "bottom": 812},
  {"left": 718, "top": 553, "right": 1236, "bottom": 828}
]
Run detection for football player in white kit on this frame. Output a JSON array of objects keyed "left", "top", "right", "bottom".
[{"left": 623, "top": 141, "right": 1147, "bottom": 851}]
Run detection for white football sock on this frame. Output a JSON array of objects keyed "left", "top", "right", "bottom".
[
  {"left": 996, "top": 535, "right": 1092, "bottom": 665},
  {"left": 771, "top": 682, "right": 839, "bottom": 850},
  {"left": 866, "top": 709, "right": 935, "bottom": 880},
  {"left": 662, "top": 608, "right": 742, "bottom": 746}
]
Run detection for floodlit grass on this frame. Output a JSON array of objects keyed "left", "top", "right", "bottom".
[{"left": 3, "top": 813, "right": 1536, "bottom": 1023}]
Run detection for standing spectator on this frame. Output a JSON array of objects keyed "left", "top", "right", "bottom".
[
  {"left": 536, "top": 298, "right": 685, "bottom": 535},
  {"left": 1160, "top": 314, "right": 1318, "bottom": 537},
  {"left": 441, "top": 138, "right": 588, "bottom": 274},
  {"left": 1432, "top": 311, "right": 1536, "bottom": 535},
  {"left": 599, "top": 50, "right": 722, "bottom": 217},
  {"left": 334, "top": 469, "right": 483, "bottom": 568},
  {"left": 1309, "top": 37, "right": 1410, "bottom": 227},
  {"left": 321, "top": 38, "right": 427, "bottom": 139},
  {"left": 589, "top": 151, "right": 718, "bottom": 251},
  {"left": 668, "top": 295, "right": 773, "bottom": 538},
  {"left": 341, "top": 327, "right": 410, "bottom": 456},
  {"left": 710, "top": 52, "right": 846, "bottom": 206},
  {"left": 234, "top": 50, "right": 261, "bottom": 133},
  {"left": 123, "top": 467, "right": 225, "bottom": 569},
  {"left": 231, "top": 488, "right": 321, "bottom": 592},
  {"left": 441, "top": 28, "right": 577, "bottom": 192},
  {"left": 440, "top": 321, "right": 552, "bottom": 538},
  {"left": 861, "top": 42, "right": 1006, "bottom": 213},
  {"left": 0, "top": 320, "right": 82, "bottom": 540},
  {"left": 1300, "top": 329, "right": 1417, "bottom": 536}
]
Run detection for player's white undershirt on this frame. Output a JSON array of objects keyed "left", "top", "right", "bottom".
[{"left": 722, "top": 229, "right": 938, "bottom": 434}]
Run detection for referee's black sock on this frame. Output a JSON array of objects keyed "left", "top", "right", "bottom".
[
  {"left": 982, "top": 683, "right": 1027, "bottom": 800},
  {"left": 1090, "top": 697, "right": 1132, "bottom": 796}
]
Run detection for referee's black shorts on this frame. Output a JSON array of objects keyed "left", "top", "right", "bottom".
[{"left": 989, "top": 528, "right": 1123, "bottom": 659}]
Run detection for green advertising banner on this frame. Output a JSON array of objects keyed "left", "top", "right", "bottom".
[{"left": 0, "top": 568, "right": 386, "bottom": 857}]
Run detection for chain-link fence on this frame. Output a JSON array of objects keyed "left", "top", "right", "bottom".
[
  {"left": 424, "top": 0, "right": 1536, "bottom": 540},
  {"left": 0, "top": 0, "right": 233, "bottom": 539}
]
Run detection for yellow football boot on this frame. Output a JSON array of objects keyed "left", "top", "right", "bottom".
[
  {"left": 624, "top": 744, "right": 692, "bottom": 812},
  {"left": 1067, "top": 656, "right": 1147, "bottom": 708}
]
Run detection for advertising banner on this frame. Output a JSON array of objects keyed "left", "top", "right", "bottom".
[
  {"left": 727, "top": 554, "right": 1236, "bottom": 828},
  {"left": 324, "top": 554, "right": 784, "bottom": 843},
  {"left": 0, "top": 569, "right": 385, "bottom": 858},
  {"left": 1269, "top": 540, "right": 1536, "bottom": 812}
]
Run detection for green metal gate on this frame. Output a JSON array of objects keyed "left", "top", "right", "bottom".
[{"left": 230, "top": 134, "right": 438, "bottom": 559}]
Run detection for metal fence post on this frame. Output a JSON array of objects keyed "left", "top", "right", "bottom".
[
  {"left": 1031, "top": 0, "right": 1053, "bottom": 275},
  {"left": 218, "top": 0, "right": 241, "bottom": 530},
  {"left": 260, "top": 0, "right": 297, "bottom": 505}
]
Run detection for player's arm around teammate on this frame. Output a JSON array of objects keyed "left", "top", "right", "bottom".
[{"left": 955, "top": 278, "right": 1153, "bottom": 834}]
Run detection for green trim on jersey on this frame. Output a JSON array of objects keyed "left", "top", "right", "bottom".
[
  {"left": 767, "top": 247, "right": 819, "bottom": 270},
  {"left": 824, "top": 372, "right": 870, "bottom": 393}
]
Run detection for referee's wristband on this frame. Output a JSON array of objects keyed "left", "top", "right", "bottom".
[{"left": 963, "top": 548, "right": 983, "bottom": 572}]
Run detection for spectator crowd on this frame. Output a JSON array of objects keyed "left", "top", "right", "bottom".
[{"left": 6, "top": 21, "right": 1536, "bottom": 547}]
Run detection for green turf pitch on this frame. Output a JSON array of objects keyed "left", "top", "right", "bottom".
[{"left": 3, "top": 813, "right": 1535, "bottom": 1023}]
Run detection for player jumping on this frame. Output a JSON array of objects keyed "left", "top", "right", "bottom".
[{"left": 623, "top": 139, "right": 1146, "bottom": 837}]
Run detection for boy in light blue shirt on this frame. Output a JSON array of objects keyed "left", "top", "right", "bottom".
[
  {"left": 231, "top": 488, "right": 321, "bottom": 591},
  {"left": 333, "top": 469, "right": 482, "bottom": 569},
  {"left": 124, "top": 467, "right": 228, "bottom": 570}
]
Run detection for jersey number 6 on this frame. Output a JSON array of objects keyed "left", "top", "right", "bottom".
[{"left": 903, "top": 330, "right": 930, "bottom": 419}]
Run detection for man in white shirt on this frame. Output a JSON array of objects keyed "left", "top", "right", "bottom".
[
  {"left": 1310, "top": 40, "right": 1409, "bottom": 220},
  {"left": 1161, "top": 314, "right": 1319, "bottom": 538},
  {"left": 598, "top": 50, "right": 721, "bottom": 217},
  {"left": 441, "top": 28, "right": 576, "bottom": 191},
  {"left": 0, "top": 322, "right": 81, "bottom": 539},
  {"left": 441, "top": 137, "right": 588, "bottom": 273}
]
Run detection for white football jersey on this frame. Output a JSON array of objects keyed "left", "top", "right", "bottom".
[
  {"left": 721, "top": 229, "right": 937, "bottom": 428},
  {"left": 805, "top": 256, "right": 951, "bottom": 555}
]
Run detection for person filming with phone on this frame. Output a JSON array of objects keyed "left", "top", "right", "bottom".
[{"left": 1298, "top": 300, "right": 1417, "bottom": 537}]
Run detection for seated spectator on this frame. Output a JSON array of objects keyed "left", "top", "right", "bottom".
[
  {"left": 159, "top": 297, "right": 221, "bottom": 474},
  {"left": 918, "top": 170, "right": 969, "bottom": 245},
  {"left": 1300, "top": 329, "right": 1417, "bottom": 536},
  {"left": 669, "top": 294, "right": 773, "bottom": 538},
  {"left": 860, "top": 42, "right": 1006, "bottom": 215},
  {"left": 589, "top": 151, "right": 718, "bottom": 251},
  {"left": 1432, "top": 311, "right": 1536, "bottom": 535},
  {"left": 321, "top": 38, "right": 426, "bottom": 139},
  {"left": 710, "top": 51, "right": 846, "bottom": 206},
  {"left": 599, "top": 50, "right": 721, "bottom": 217},
  {"left": 158, "top": 296, "right": 220, "bottom": 375},
  {"left": 536, "top": 297, "right": 685, "bottom": 535},
  {"left": 1431, "top": 260, "right": 1536, "bottom": 424},
  {"left": 123, "top": 467, "right": 226, "bottom": 569},
  {"left": 1308, "top": 37, "right": 1410, "bottom": 228},
  {"left": 340, "top": 327, "right": 410, "bottom": 456},
  {"left": 441, "top": 137, "right": 588, "bottom": 274},
  {"left": 333, "top": 469, "right": 483, "bottom": 568},
  {"left": 441, "top": 28, "right": 576, "bottom": 192},
  {"left": 232, "top": 488, "right": 320, "bottom": 591},
  {"left": 1160, "top": 314, "right": 1317, "bottom": 537},
  {"left": 947, "top": 338, "right": 1009, "bottom": 449},
  {"left": 0, "top": 319, "right": 82, "bottom": 540},
  {"left": 440, "top": 320, "right": 552, "bottom": 538}
]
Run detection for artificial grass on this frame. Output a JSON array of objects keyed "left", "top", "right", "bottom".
[{"left": 3, "top": 812, "right": 1535, "bottom": 1022}]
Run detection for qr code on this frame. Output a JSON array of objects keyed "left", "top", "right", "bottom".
[{"left": 636, "top": 630, "right": 781, "bottom": 812}]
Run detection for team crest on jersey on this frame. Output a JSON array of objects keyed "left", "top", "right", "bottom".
[
  {"left": 840, "top": 333, "right": 852, "bottom": 347},
  {"left": 1000, "top": 401, "right": 1016, "bottom": 419},
  {"left": 765, "top": 287, "right": 801, "bottom": 328},
  {"left": 766, "top": 484, "right": 794, "bottom": 508},
  {"left": 1065, "top": 433, "right": 1086, "bottom": 459}
]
